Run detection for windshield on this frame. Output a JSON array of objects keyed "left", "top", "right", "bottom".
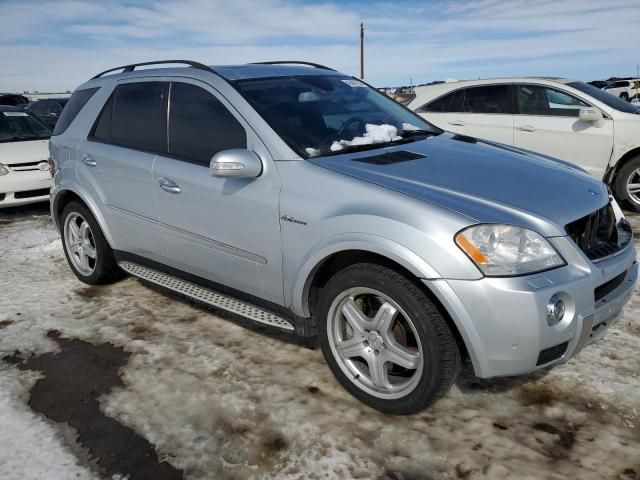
[
  {"left": 0, "top": 111, "right": 51, "bottom": 142},
  {"left": 568, "top": 81, "right": 640, "bottom": 114},
  {"left": 235, "top": 75, "right": 439, "bottom": 158}
]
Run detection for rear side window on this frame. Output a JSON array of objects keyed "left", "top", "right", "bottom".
[
  {"left": 418, "top": 93, "right": 453, "bottom": 113},
  {"left": 90, "top": 82, "right": 168, "bottom": 153},
  {"left": 168, "top": 82, "right": 246, "bottom": 164},
  {"left": 52, "top": 87, "right": 99, "bottom": 136},
  {"left": 463, "top": 85, "right": 511, "bottom": 114}
]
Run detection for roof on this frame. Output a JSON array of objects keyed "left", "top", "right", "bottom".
[{"left": 212, "top": 64, "right": 342, "bottom": 81}]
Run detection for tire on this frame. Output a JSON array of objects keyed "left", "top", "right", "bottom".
[
  {"left": 620, "top": 92, "right": 629, "bottom": 101},
  {"left": 612, "top": 155, "right": 640, "bottom": 212},
  {"left": 316, "top": 263, "right": 461, "bottom": 414},
  {"left": 60, "top": 201, "right": 123, "bottom": 284}
]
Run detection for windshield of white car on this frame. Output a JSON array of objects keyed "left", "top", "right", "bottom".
[
  {"left": 568, "top": 81, "right": 640, "bottom": 114},
  {"left": 234, "top": 75, "right": 440, "bottom": 158},
  {"left": 0, "top": 112, "right": 52, "bottom": 142}
]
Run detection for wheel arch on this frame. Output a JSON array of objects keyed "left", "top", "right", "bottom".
[
  {"left": 605, "top": 146, "right": 640, "bottom": 185},
  {"left": 51, "top": 185, "right": 115, "bottom": 247},
  {"left": 292, "top": 239, "right": 475, "bottom": 368}
]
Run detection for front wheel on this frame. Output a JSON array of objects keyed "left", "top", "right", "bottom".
[
  {"left": 317, "top": 263, "right": 461, "bottom": 414},
  {"left": 613, "top": 155, "right": 640, "bottom": 212}
]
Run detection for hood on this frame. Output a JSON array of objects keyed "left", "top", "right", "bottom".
[
  {"left": 0, "top": 139, "right": 50, "bottom": 165},
  {"left": 310, "top": 133, "right": 608, "bottom": 237}
]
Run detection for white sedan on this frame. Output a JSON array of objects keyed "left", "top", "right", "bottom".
[
  {"left": 0, "top": 106, "right": 52, "bottom": 208},
  {"left": 408, "top": 77, "right": 640, "bottom": 211}
]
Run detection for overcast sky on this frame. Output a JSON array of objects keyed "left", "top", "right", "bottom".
[{"left": 1, "top": 0, "right": 639, "bottom": 92}]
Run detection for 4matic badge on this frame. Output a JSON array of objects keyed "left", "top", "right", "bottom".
[{"left": 280, "top": 215, "right": 307, "bottom": 226}]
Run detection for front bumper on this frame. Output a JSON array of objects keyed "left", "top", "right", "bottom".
[
  {"left": 428, "top": 235, "right": 638, "bottom": 378},
  {"left": 0, "top": 169, "right": 52, "bottom": 208}
]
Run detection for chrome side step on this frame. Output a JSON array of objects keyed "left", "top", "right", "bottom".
[{"left": 118, "top": 261, "right": 295, "bottom": 331}]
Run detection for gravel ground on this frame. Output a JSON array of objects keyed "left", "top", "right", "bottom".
[{"left": 0, "top": 204, "right": 639, "bottom": 480}]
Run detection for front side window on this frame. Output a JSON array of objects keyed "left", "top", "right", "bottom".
[
  {"left": 235, "top": 75, "right": 437, "bottom": 158},
  {"left": 90, "top": 82, "right": 168, "bottom": 153},
  {"left": 463, "top": 85, "right": 511, "bottom": 114},
  {"left": 517, "top": 85, "right": 589, "bottom": 117},
  {"left": 168, "top": 83, "right": 246, "bottom": 164},
  {"left": 0, "top": 111, "right": 51, "bottom": 142}
]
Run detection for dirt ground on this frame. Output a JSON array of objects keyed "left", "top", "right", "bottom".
[{"left": 0, "top": 204, "right": 639, "bottom": 480}]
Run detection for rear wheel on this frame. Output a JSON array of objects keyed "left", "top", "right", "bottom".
[
  {"left": 620, "top": 92, "right": 629, "bottom": 101},
  {"left": 61, "top": 201, "right": 122, "bottom": 284},
  {"left": 317, "top": 263, "right": 461, "bottom": 414},
  {"left": 613, "top": 155, "right": 640, "bottom": 212}
]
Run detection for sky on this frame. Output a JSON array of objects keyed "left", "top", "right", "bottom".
[{"left": 1, "top": 0, "right": 639, "bottom": 92}]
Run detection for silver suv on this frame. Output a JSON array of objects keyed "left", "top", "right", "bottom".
[{"left": 50, "top": 60, "right": 638, "bottom": 414}]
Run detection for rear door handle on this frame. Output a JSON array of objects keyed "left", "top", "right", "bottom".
[
  {"left": 448, "top": 120, "right": 465, "bottom": 126},
  {"left": 81, "top": 154, "right": 96, "bottom": 167},
  {"left": 158, "top": 177, "right": 181, "bottom": 194},
  {"left": 516, "top": 125, "right": 536, "bottom": 132}
]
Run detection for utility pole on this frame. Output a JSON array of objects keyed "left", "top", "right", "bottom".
[{"left": 360, "top": 22, "right": 365, "bottom": 80}]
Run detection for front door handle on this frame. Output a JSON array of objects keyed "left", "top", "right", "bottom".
[
  {"left": 81, "top": 154, "right": 96, "bottom": 167},
  {"left": 158, "top": 177, "right": 181, "bottom": 194},
  {"left": 516, "top": 125, "right": 536, "bottom": 132},
  {"left": 448, "top": 120, "right": 465, "bottom": 126}
]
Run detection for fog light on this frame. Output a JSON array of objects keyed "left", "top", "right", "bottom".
[
  {"left": 547, "top": 295, "right": 565, "bottom": 325},
  {"left": 0, "top": 163, "right": 9, "bottom": 176}
]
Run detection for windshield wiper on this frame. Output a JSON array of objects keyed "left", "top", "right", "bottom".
[{"left": 321, "top": 137, "right": 422, "bottom": 157}]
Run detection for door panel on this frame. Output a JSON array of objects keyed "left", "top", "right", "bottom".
[
  {"left": 514, "top": 85, "right": 613, "bottom": 178},
  {"left": 445, "top": 112, "right": 514, "bottom": 144},
  {"left": 153, "top": 79, "right": 284, "bottom": 304}
]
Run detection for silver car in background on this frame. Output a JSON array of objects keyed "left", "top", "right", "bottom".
[{"left": 49, "top": 60, "right": 637, "bottom": 414}]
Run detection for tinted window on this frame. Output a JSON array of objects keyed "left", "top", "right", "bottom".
[
  {"left": 418, "top": 93, "right": 452, "bottom": 112},
  {"left": 89, "top": 82, "right": 168, "bottom": 153},
  {"left": 463, "top": 85, "right": 511, "bottom": 114},
  {"left": 52, "top": 88, "right": 99, "bottom": 136},
  {"left": 517, "top": 85, "right": 588, "bottom": 117},
  {"left": 168, "top": 82, "right": 246, "bottom": 164}
]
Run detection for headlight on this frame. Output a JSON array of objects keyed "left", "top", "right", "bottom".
[
  {"left": 455, "top": 224, "right": 565, "bottom": 276},
  {"left": 0, "top": 163, "right": 9, "bottom": 176}
]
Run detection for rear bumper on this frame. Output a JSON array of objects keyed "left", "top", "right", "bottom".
[
  {"left": 0, "top": 170, "right": 52, "bottom": 208},
  {"left": 427, "top": 235, "right": 637, "bottom": 378}
]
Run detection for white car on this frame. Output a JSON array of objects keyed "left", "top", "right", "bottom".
[
  {"left": 408, "top": 77, "right": 640, "bottom": 210},
  {"left": 0, "top": 106, "right": 52, "bottom": 208},
  {"left": 602, "top": 79, "right": 640, "bottom": 101}
]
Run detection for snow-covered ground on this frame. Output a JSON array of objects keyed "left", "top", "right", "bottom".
[{"left": 0, "top": 205, "right": 639, "bottom": 480}]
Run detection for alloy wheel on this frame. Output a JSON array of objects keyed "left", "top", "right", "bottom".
[
  {"left": 626, "top": 168, "right": 640, "bottom": 207},
  {"left": 327, "top": 287, "right": 424, "bottom": 400},
  {"left": 64, "top": 212, "right": 97, "bottom": 276}
]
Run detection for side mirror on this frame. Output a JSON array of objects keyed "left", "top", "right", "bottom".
[
  {"left": 579, "top": 107, "right": 603, "bottom": 122},
  {"left": 210, "top": 149, "right": 262, "bottom": 178}
]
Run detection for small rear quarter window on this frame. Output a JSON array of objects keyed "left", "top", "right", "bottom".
[{"left": 52, "top": 87, "right": 99, "bottom": 136}]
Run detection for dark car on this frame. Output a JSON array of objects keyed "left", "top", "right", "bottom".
[{"left": 25, "top": 98, "right": 69, "bottom": 128}]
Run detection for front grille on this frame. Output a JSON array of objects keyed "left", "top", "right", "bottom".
[
  {"left": 536, "top": 341, "right": 569, "bottom": 366},
  {"left": 565, "top": 203, "right": 631, "bottom": 261},
  {"left": 9, "top": 161, "right": 46, "bottom": 172},
  {"left": 14, "top": 188, "right": 50, "bottom": 199},
  {"left": 594, "top": 271, "right": 627, "bottom": 302}
]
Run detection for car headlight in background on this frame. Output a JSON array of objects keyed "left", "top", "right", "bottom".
[
  {"left": 0, "top": 163, "right": 9, "bottom": 176},
  {"left": 455, "top": 224, "right": 566, "bottom": 276}
]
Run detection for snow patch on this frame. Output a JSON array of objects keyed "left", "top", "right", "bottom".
[{"left": 330, "top": 123, "right": 401, "bottom": 152}]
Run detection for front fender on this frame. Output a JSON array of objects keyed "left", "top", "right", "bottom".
[{"left": 290, "top": 232, "right": 441, "bottom": 318}]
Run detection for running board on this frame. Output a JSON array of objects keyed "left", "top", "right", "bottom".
[{"left": 118, "top": 261, "right": 295, "bottom": 331}]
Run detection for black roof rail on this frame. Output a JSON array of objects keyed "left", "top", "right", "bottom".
[
  {"left": 250, "top": 61, "right": 336, "bottom": 71},
  {"left": 91, "top": 60, "right": 215, "bottom": 79}
]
